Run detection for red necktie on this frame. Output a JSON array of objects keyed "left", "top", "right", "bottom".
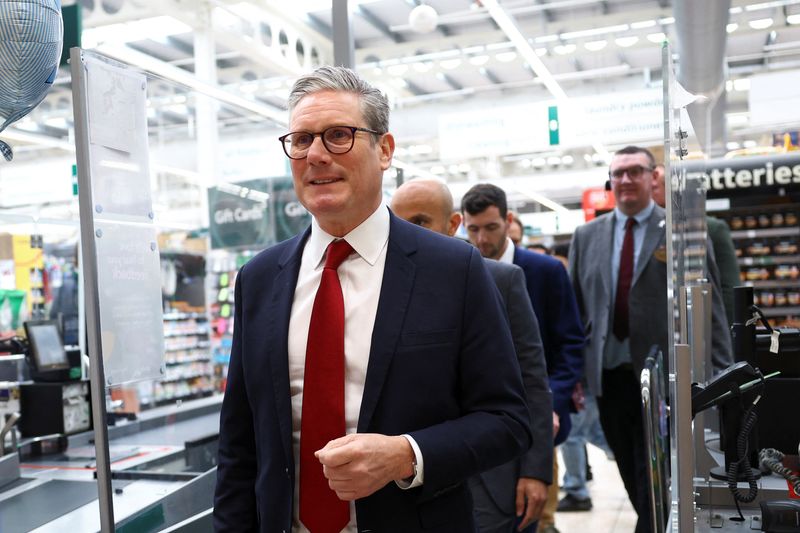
[
  {"left": 613, "top": 217, "right": 636, "bottom": 341},
  {"left": 299, "top": 239, "right": 353, "bottom": 533}
]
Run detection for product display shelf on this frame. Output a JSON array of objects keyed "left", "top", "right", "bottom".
[
  {"left": 718, "top": 203, "right": 800, "bottom": 326},
  {"left": 138, "top": 312, "right": 215, "bottom": 409},
  {"left": 208, "top": 269, "right": 236, "bottom": 394}
]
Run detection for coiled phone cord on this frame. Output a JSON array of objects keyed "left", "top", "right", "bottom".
[{"left": 760, "top": 448, "right": 800, "bottom": 495}]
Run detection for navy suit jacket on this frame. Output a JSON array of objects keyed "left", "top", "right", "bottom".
[
  {"left": 513, "top": 247, "right": 584, "bottom": 445},
  {"left": 214, "top": 212, "right": 532, "bottom": 533}
]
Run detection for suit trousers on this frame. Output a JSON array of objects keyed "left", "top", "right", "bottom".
[
  {"left": 597, "top": 365, "right": 652, "bottom": 533},
  {"left": 470, "top": 477, "right": 537, "bottom": 533}
]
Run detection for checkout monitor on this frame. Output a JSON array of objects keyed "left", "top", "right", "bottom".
[{"left": 24, "top": 319, "right": 70, "bottom": 372}]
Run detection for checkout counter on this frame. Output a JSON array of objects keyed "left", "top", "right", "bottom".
[
  {"left": 0, "top": 320, "right": 220, "bottom": 532},
  {"left": 645, "top": 285, "right": 800, "bottom": 532}
]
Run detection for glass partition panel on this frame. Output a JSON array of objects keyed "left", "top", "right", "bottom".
[{"left": 0, "top": 44, "right": 300, "bottom": 532}]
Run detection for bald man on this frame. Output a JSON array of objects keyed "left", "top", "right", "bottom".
[{"left": 391, "top": 179, "right": 553, "bottom": 533}]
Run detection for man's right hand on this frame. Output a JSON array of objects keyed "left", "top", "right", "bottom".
[{"left": 552, "top": 411, "right": 560, "bottom": 435}]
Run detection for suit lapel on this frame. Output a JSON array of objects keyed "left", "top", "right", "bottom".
[
  {"left": 594, "top": 214, "right": 615, "bottom": 299},
  {"left": 263, "top": 229, "right": 308, "bottom": 466},
  {"left": 633, "top": 207, "right": 665, "bottom": 287},
  {"left": 357, "top": 215, "right": 417, "bottom": 432}
]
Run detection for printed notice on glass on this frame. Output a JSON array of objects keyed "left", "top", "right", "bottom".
[
  {"left": 86, "top": 59, "right": 146, "bottom": 154},
  {"left": 94, "top": 220, "right": 165, "bottom": 385}
]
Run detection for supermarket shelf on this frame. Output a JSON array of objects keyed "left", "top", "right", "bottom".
[
  {"left": 743, "top": 280, "right": 800, "bottom": 289},
  {"left": 163, "top": 312, "right": 208, "bottom": 321},
  {"left": 730, "top": 227, "right": 800, "bottom": 240},
  {"left": 739, "top": 255, "right": 800, "bottom": 266},
  {"left": 165, "top": 356, "right": 212, "bottom": 366},
  {"left": 163, "top": 329, "right": 210, "bottom": 337},
  {"left": 161, "top": 373, "right": 212, "bottom": 383},
  {"left": 164, "top": 341, "right": 211, "bottom": 352},
  {"left": 142, "top": 390, "right": 216, "bottom": 408},
  {"left": 760, "top": 306, "right": 800, "bottom": 317}
]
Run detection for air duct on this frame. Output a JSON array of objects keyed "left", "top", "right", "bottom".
[{"left": 674, "top": 0, "right": 731, "bottom": 157}]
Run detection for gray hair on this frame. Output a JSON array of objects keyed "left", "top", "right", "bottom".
[{"left": 287, "top": 66, "right": 390, "bottom": 134}]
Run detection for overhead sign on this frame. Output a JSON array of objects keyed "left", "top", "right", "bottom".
[
  {"left": 681, "top": 153, "right": 800, "bottom": 199},
  {"left": 208, "top": 176, "right": 310, "bottom": 250},
  {"left": 438, "top": 89, "right": 662, "bottom": 160}
]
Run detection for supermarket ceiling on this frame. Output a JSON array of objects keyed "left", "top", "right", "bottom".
[{"left": 4, "top": 0, "right": 800, "bottom": 215}]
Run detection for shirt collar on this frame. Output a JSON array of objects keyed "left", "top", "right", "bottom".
[
  {"left": 498, "top": 237, "right": 516, "bottom": 264},
  {"left": 307, "top": 203, "right": 390, "bottom": 268},
  {"left": 614, "top": 200, "right": 655, "bottom": 227}
]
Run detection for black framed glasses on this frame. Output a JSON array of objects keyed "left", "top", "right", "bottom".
[
  {"left": 278, "top": 126, "right": 381, "bottom": 160},
  {"left": 609, "top": 165, "right": 654, "bottom": 181}
]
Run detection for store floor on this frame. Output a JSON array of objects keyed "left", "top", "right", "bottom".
[{"left": 552, "top": 443, "right": 638, "bottom": 533}]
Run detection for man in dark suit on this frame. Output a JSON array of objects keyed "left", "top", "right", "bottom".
[
  {"left": 214, "top": 66, "right": 532, "bottom": 533},
  {"left": 461, "top": 184, "right": 584, "bottom": 533},
  {"left": 461, "top": 184, "right": 584, "bottom": 446},
  {"left": 390, "top": 178, "right": 554, "bottom": 533},
  {"left": 568, "top": 146, "right": 732, "bottom": 533}
]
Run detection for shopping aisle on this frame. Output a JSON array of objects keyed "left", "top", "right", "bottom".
[{"left": 554, "top": 444, "right": 638, "bottom": 532}]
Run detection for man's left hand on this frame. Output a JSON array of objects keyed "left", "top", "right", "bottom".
[
  {"left": 515, "top": 477, "right": 547, "bottom": 530},
  {"left": 316, "top": 433, "right": 415, "bottom": 501}
]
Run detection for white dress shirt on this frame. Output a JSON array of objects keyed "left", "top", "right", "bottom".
[
  {"left": 288, "top": 204, "right": 422, "bottom": 532},
  {"left": 498, "top": 237, "right": 516, "bottom": 265}
]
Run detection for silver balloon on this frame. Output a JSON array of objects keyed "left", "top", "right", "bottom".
[{"left": 0, "top": 0, "right": 64, "bottom": 161}]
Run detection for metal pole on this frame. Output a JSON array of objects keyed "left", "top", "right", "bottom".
[
  {"left": 687, "top": 284, "right": 718, "bottom": 479},
  {"left": 671, "top": 343, "right": 695, "bottom": 532},
  {"left": 69, "top": 47, "right": 115, "bottom": 532},
  {"left": 332, "top": 0, "right": 355, "bottom": 68}
]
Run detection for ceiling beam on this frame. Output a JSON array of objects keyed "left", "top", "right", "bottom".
[
  {"left": 480, "top": 67, "right": 503, "bottom": 85},
  {"left": 536, "top": 0, "right": 555, "bottom": 22},
  {"left": 404, "top": 79, "right": 427, "bottom": 96},
  {"left": 358, "top": 5, "right": 403, "bottom": 43},
  {"left": 437, "top": 72, "right": 463, "bottom": 91}
]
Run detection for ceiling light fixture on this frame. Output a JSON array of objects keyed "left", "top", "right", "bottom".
[
  {"left": 788, "top": 14, "right": 800, "bottom": 24},
  {"left": 615, "top": 36, "right": 639, "bottom": 47},
  {"left": 726, "top": 22, "right": 739, "bottom": 32},
  {"left": 748, "top": 17, "right": 774, "bottom": 29},
  {"left": 733, "top": 78, "right": 751, "bottom": 91},
  {"left": 584, "top": 40, "right": 608, "bottom": 51},
  {"left": 646, "top": 32, "right": 666, "bottom": 43},
  {"left": 413, "top": 61, "right": 434, "bottom": 73},
  {"left": 631, "top": 20, "right": 657, "bottom": 29},
  {"left": 560, "top": 24, "right": 629, "bottom": 40},
  {"left": 387, "top": 64, "right": 409, "bottom": 76},
  {"left": 553, "top": 44, "right": 577, "bottom": 55},
  {"left": 495, "top": 51, "right": 518, "bottom": 62},
  {"left": 440, "top": 58, "right": 463, "bottom": 69},
  {"left": 408, "top": 4, "right": 439, "bottom": 34},
  {"left": 469, "top": 54, "right": 490, "bottom": 66}
]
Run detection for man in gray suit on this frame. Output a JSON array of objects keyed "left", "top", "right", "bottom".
[
  {"left": 391, "top": 179, "right": 553, "bottom": 533},
  {"left": 568, "top": 146, "right": 732, "bottom": 533}
]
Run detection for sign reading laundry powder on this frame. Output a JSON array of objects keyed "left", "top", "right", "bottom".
[{"left": 439, "top": 89, "right": 662, "bottom": 160}]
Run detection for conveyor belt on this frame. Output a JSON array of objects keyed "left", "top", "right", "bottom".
[{"left": 0, "top": 480, "right": 97, "bottom": 532}]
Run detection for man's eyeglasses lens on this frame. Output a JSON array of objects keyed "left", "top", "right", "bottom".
[
  {"left": 280, "top": 126, "right": 377, "bottom": 159},
  {"left": 610, "top": 165, "right": 652, "bottom": 180}
]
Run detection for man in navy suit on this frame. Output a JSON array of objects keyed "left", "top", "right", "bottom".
[
  {"left": 214, "top": 66, "right": 532, "bottom": 533},
  {"left": 461, "top": 184, "right": 584, "bottom": 446},
  {"left": 461, "top": 184, "right": 584, "bottom": 533}
]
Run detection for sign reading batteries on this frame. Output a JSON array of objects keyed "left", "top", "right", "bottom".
[{"left": 208, "top": 177, "right": 310, "bottom": 250}]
